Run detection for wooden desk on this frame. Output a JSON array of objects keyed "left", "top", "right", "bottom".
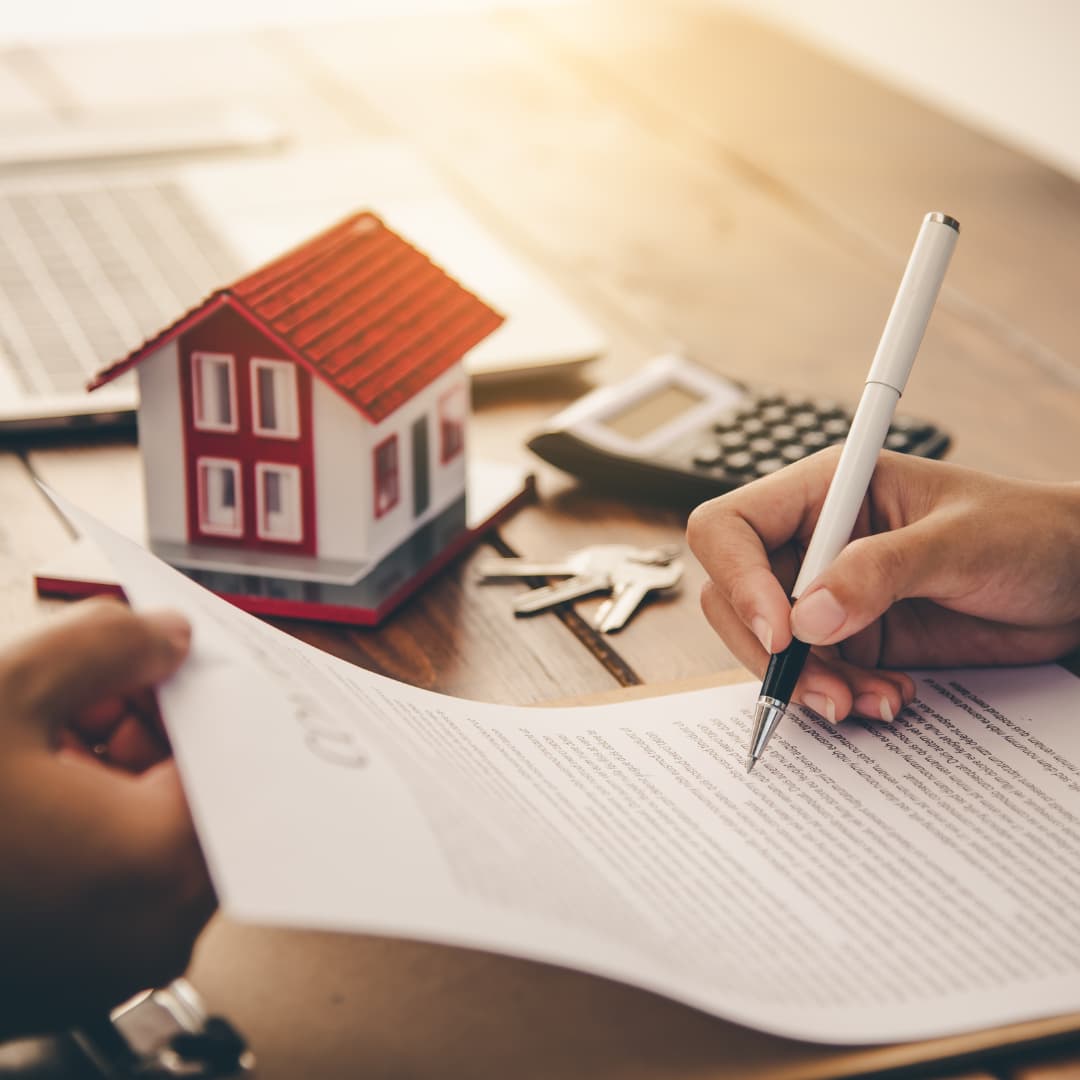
[{"left": 2, "top": 2, "right": 1079, "bottom": 1076}]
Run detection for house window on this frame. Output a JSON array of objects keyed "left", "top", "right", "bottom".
[
  {"left": 439, "top": 384, "right": 467, "bottom": 463},
  {"left": 255, "top": 463, "right": 303, "bottom": 543},
  {"left": 197, "top": 458, "right": 242, "bottom": 536},
  {"left": 251, "top": 359, "right": 299, "bottom": 439},
  {"left": 373, "top": 435, "right": 399, "bottom": 518},
  {"left": 192, "top": 352, "right": 238, "bottom": 432}
]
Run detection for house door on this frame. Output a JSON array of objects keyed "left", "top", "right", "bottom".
[{"left": 412, "top": 415, "right": 430, "bottom": 517}]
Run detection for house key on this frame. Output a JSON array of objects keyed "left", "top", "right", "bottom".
[
  {"left": 478, "top": 544, "right": 679, "bottom": 616},
  {"left": 594, "top": 557, "right": 685, "bottom": 632},
  {"left": 507, "top": 545, "right": 646, "bottom": 615}
]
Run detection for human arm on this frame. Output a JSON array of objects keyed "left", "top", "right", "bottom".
[
  {"left": 686, "top": 448, "right": 1080, "bottom": 724},
  {"left": 0, "top": 600, "right": 214, "bottom": 1038}
]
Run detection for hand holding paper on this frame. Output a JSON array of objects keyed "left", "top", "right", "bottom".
[{"left": 0, "top": 599, "right": 213, "bottom": 1038}]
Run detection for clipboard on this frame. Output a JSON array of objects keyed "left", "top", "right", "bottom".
[{"left": 550, "top": 669, "right": 1080, "bottom": 1079}]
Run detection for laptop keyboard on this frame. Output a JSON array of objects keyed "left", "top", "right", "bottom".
[{"left": 0, "top": 178, "right": 239, "bottom": 395}]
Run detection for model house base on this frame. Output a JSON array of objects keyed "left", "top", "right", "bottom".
[{"left": 36, "top": 461, "right": 534, "bottom": 626}]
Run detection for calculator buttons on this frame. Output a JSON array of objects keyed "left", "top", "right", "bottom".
[
  {"left": 814, "top": 399, "right": 846, "bottom": 418},
  {"left": 725, "top": 450, "right": 755, "bottom": 473},
  {"left": 676, "top": 386, "right": 946, "bottom": 493},
  {"left": 889, "top": 417, "right": 933, "bottom": 442},
  {"left": 692, "top": 444, "right": 724, "bottom": 467},
  {"left": 752, "top": 390, "right": 784, "bottom": 407}
]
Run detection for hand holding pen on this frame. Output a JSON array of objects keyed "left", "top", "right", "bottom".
[
  {"left": 693, "top": 214, "right": 965, "bottom": 768},
  {"left": 688, "top": 448, "right": 1080, "bottom": 751}
]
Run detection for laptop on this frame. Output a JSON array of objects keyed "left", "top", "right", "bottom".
[{"left": 0, "top": 131, "right": 606, "bottom": 432}]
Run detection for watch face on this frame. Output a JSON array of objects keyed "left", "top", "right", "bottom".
[{"left": 599, "top": 383, "right": 704, "bottom": 440}]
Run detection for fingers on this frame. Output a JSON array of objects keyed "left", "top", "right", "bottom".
[
  {"left": 689, "top": 449, "right": 964, "bottom": 683},
  {"left": 700, "top": 579, "right": 915, "bottom": 723},
  {"left": 1, "top": 600, "right": 190, "bottom": 745},
  {"left": 68, "top": 688, "right": 170, "bottom": 772},
  {"left": 688, "top": 453, "right": 841, "bottom": 653},
  {"left": 790, "top": 516, "right": 961, "bottom": 647}
]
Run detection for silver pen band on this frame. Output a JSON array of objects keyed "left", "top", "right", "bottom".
[{"left": 756, "top": 696, "right": 788, "bottom": 713}]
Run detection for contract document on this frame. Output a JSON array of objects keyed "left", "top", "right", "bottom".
[{"left": 57, "top": 495, "right": 1080, "bottom": 1045}]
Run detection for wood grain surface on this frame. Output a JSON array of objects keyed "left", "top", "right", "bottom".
[{"left": 2, "top": 2, "right": 1079, "bottom": 1077}]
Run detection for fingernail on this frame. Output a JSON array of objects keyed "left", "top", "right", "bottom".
[
  {"left": 802, "top": 692, "right": 836, "bottom": 725},
  {"left": 791, "top": 588, "right": 846, "bottom": 643},
  {"left": 145, "top": 610, "right": 191, "bottom": 652},
  {"left": 750, "top": 616, "right": 773, "bottom": 654},
  {"left": 854, "top": 693, "right": 893, "bottom": 723}
]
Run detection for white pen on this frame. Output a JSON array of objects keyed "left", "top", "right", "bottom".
[{"left": 746, "top": 211, "right": 960, "bottom": 772}]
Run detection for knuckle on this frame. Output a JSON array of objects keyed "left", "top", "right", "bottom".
[
  {"left": 849, "top": 537, "right": 905, "bottom": 602},
  {"left": 728, "top": 565, "right": 776, "bottom": 621},
  {"left": 686, "top": 498, "right": 724, "bottom": 554},
  {"left": 727, "top": 575, "right": 759, "bottom": 620}
]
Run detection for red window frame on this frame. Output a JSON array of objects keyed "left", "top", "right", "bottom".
[
  {"left": 373, "top": 434, "right": 400, "bottom": 518},
  {"left": 438, "top": 384, "right": 467, "bottom": 464}
]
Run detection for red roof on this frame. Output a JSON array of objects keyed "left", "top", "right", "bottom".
[{"left": 89, "top": 212, "right": 504, "bottom": 423}]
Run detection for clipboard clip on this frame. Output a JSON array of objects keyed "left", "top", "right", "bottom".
[{"left": 72, "top": 980, "right": 254, "bottom": 1078}]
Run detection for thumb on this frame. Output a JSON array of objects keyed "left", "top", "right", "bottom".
[
  {"left": 790, "top": 521, "right": 941, "bottom": 646},
  {"left": 3, "top": 600, "right": 190, "bottom": 743}
]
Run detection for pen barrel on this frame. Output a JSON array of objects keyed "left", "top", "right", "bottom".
[
  {"left": 792, "top": 211, "right": 958, "bottom": 599},
  {"left": 792, "top": 382, "right": 898, "bottom": 597},
  {"left": 866, "top": 213, "right": 958, "bottom": 392},
  {"left": 761, "top": 637, "right": 812, "bottom": 704}
]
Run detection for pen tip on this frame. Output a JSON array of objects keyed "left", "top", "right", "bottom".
[{"left": 745, "top": 756, "right": 756, "bottom": 775}]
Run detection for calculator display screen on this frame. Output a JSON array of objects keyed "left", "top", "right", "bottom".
[{"left": 600, "top": 384, "right": 704, "bottom": 440}]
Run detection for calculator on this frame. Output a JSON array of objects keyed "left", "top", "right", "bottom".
[{"left": 526, "top": 354, "right": 950, "bottom": 504}]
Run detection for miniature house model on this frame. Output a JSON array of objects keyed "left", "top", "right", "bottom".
[{"left": 89, "top": 212, "right": 504, "bottom": 588}]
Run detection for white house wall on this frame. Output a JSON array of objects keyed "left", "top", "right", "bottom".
[
  {"left": 137, "top": 342, "right": 187, "bottom": 546},
  {"left": 352, "top": 363, "right": 469, "bottom": 567},
  {"left": 311, "top": 379, "right": 371, "bottom": 562}
]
